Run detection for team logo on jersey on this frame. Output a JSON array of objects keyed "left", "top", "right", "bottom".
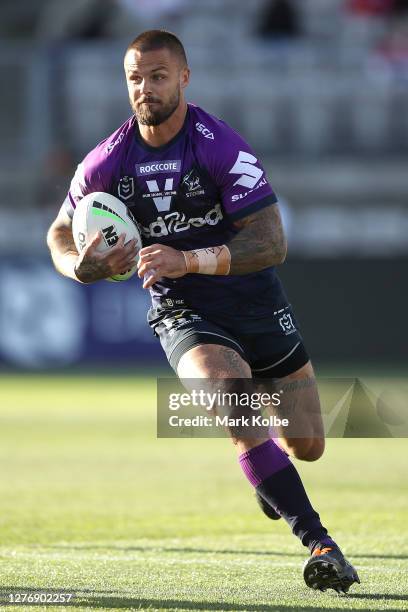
[
  {"left": 118, "top": 176, "right": 135, "bottom": 201},
  {"left": 229, "top": 151, "right": 264, "bottom": 189},
  {"left": 136, "top": 160, "right": 181, "bottom": 176},
  {"left": 278, "top": 313, "right": 296, "bottom": 335},
  {"left": 143, "top": 178, "right": 177, "bottom": 212},
  {"left": 195, "top": 122, "right": 215, "bottom": 140},
  {"left": 182, "top": 169, "right": 205, "bottom": 198}
]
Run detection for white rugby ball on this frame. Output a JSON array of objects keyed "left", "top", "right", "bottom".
[{"left": 72, "top": 192, "right": 142, "bottom": 282}]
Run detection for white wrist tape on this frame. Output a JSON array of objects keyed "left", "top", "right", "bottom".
[{"left": 182, "top": 245, "right": 231, "bottom": 275}]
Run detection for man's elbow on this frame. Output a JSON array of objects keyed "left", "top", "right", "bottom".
[
  {"left": 278, "top": 241, "right": 287, "bottom": 264},
  {"left": 268, "top": 239, "right": 287, "bottom": 266},
  {"left": 46, "top": 223, "right": 56, "bottom": 251},
  {"left": 46, "top": 217, "right": 69, "bottom": 252}
]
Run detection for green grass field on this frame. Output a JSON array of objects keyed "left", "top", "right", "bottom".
[{"left": 0, "top": 374, "right": 407, "bottom": 612}]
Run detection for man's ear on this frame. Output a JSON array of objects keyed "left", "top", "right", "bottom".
[{"left": 180, "top": 66, "right": 190, "bottom": 89}]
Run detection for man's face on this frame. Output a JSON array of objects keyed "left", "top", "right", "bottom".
[{"left": 124, "top": 48, "right": 189, "bottom": 126}]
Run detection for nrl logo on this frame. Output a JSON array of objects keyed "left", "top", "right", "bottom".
[{"left": 118, "top": 176, "right": 135, "bottom": 201}]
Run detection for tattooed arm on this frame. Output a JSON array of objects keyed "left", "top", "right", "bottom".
[
  {"left": 46, "top": 207, "right": 83, "bottom": 282},
  {"left": 229, "top": 203, "right": 287, "bottom": 274},
  {"left": 47, "top": 207, "right": 138, "bottom": 283}
]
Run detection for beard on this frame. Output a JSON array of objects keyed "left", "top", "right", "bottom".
[{"left": 132, "top": 87, "right": 180, "bottom": 126}]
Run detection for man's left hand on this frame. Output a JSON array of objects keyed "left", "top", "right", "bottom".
[{"left": 137, "top": 243, "right": 187, "bottom": 289}]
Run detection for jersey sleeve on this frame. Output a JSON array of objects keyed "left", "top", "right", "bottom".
[
  {"left": 62, "top": 147, "right": 110, "bottom": 219},
  {"left": 210, "top": 125, "right": 278, "bottom": 221}
]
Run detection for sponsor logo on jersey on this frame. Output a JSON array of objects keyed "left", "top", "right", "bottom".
[
  {"left": 118, "top": 176, "right": 135, "bottom": 200},
  {"left": 106, "top": 131, "right": 125, "bottom": 154},
  {"left": 140, "top": 203, "right": 223, "bottom": 238},
  {"left": 195, "top": 122, "right": 215, "bottom": 140},
  {"left": 136, "top": 160, "right": 181, "bottom": 176},
  {"left": 182, "top": 169, "right": 205, "bottom": 198},
  {"left": 143, "top": 178, "right": 177, "bottom": 212},
  {"left": 229, "top": 151, "right": 264, "bottom": 189},
  {"left": 231, "top": 177, "right": 268, "bottom": 202}
]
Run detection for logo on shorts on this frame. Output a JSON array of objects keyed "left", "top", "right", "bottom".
[
  {"left": 162, "top": 298, "right": 186, "bottom": 308},
  {"left": 279, "top": 313, "right": 296, "bottom": 335},
  {"left": 162, "top": 310, "right": 203, "bottom": 335}
]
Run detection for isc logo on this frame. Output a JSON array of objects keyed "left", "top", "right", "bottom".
[
  {"left": 195, "top": 122, "right": 215, "bottom": 140},
  {"left": 102, "top": 225, "right": 118, "bottom": 247}
]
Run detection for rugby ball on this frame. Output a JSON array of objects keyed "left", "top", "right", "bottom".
[{"left": 72, "top": 192, "right": 142, "bottom": 282}]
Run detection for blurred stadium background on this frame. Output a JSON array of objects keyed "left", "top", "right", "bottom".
[{"left": 0, "top": 0, "right": 407, "bottom": 370}]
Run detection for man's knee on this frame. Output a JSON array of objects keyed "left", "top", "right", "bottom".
[{"left": 285, "top": 437, "right": 325, "bottom": 462}]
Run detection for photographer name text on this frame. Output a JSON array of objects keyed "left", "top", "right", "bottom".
[{"left": 168, "top": 415, "right": 289, "bottom": 428}]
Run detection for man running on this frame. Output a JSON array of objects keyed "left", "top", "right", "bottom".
[{"left": 47, "top": 30, "right": 360, "bottom": 593}]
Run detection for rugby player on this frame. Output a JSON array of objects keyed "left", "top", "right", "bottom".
[{"left": 47, "top": 30, "right": 360, "bottom": 593}]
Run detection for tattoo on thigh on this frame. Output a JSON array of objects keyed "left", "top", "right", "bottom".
[
  {"left": 219, "top": 347, "right": 246, "bottom": 375},
  {"left": 279, "top": 377, "right": 317, "bottom": 394}
]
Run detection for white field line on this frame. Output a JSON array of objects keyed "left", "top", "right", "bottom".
[{"left": 0, "top": 550, "right": 406, "bottom": 573}]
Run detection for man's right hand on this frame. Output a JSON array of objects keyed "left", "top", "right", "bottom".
[{"left": 74, "top": 232, "right": 139, "bottom": 283}]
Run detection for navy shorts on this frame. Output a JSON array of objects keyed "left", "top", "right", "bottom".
[{"left": 148, "top": 300, "right": 309, "bottom": 378}]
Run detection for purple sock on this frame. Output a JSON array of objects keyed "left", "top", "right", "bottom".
[
  {"left": 239, "top": 439, "right": 290, "bottom": 486},
  {"left": 239, "top": 439, "right": 337, "bottom": 552}
]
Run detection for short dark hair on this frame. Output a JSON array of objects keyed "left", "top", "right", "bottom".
[{"left": 126, "top": 30, "right": 188, "bottom": 66}]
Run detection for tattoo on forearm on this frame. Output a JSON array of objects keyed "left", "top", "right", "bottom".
[
  {"left": 50, "top": 226, "right": 77, "bottom": 255},
  {"left": 75, "top": 258, "right": 111, "bottom": 283},
  {"left": 48, "top": 224, "right": 78, "bottom": 277},
  {"left": 228, "top": 204, "right": 287, "bottom": 274}
]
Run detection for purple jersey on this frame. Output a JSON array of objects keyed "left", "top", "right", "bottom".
[{"left": 64, "top": 104, "right": 287, "bottom": 319}]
